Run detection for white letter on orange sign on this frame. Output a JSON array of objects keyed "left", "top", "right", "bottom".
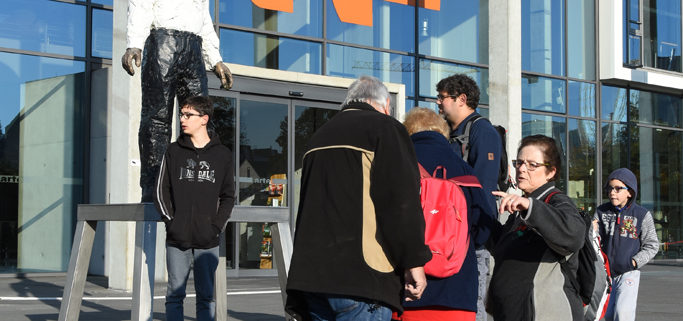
[{"left": 252, "top": 0, "right": 293, "bottom": 13}]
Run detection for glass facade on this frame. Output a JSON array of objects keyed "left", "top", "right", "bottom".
[
  {"left": 3, "top": 0, "right": 683, "bottom": 274},
  {"left": 215, "top": 0, "right": 490, "bottom": 108},
  {"left": 0, "top": 0, "right": 100, "bottom": 272},
  {"left": 521, "top": 0, "right": 682, "bottom": 258},
  {"left": 625, "top": 0, "right": 683, "bottom": 71}
]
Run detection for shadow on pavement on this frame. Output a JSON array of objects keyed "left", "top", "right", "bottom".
[{"left": 229, "top": 310, "right": 284, "bottom": 321}]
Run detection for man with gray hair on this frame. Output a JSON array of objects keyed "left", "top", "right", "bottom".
[{"left": 285, "top": 76, "right": 432, "bottom": 321}]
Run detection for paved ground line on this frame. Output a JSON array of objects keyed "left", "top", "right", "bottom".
[{"left": 0, "top": 290, "right": 281, "bottom": 302}]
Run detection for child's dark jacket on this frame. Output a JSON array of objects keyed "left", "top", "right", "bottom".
[{"left": 595, "top": 168, "right": 659, "bottom": 277}]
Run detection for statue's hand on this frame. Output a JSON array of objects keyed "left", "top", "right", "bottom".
[
  {"left": 122, "top": 48, "right": 142, "bottom": 76},
  {"left": 213, "top": 62, "right": 233, "bottom": 90}
]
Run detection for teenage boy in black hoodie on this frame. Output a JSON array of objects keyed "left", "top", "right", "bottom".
[
  {"left": 154, "top": 96, "right": 235, "bottom": 321},
  {"left": 594, "top": 168, "right": 659, "bottom": 321}
]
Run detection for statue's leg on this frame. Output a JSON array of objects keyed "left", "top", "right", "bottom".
[
  {"left": 175, "top": 33, "right": 209, "bottom": 107},
  {"left": 139, "top": 30, "right": 178, "bottom": 202}
]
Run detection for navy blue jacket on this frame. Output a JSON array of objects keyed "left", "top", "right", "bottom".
[
  {"left": 403, "top": 131, "right": 495, "bottom": 311},
  {"left": 595, "top": 168, "right": 660, "bottom": 276},
  {"left": 449, "top": 112, "right": 501, "bottom": 246}
]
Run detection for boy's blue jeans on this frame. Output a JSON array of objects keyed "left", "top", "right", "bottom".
[
  {"left": 165, "top": 244, "right": 219, "bottom": 321},
  {"left": 302, "top": 292, "right": 392, "bottom": 321}
]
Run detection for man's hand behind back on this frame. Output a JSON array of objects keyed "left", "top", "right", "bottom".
[{"left": 404, "top": 266, "right": 427, "bottom": 301}]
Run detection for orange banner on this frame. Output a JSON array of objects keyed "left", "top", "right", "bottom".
[
  {"left": 251, "top": 0, "right": 441, "bottom": 26},
  {"left": 333, "top": 0, "right": 373, "bottom": 26},
  {"left": 252, "top": 0, "right": 293, "bottom": 13}
]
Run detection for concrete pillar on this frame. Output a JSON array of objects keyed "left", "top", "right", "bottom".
[
  {"left": 109, "top": 0, "right": 167, "bottom": 290},
  {"left": 488, "top": 0, "right": 522, "bottom": 188}
]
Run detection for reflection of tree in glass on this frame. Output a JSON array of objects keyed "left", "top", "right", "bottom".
[
  {"left": 568, "top": 120, "right": 596, "bottom": 212},
  {"left": 211, "top": 97, "right": 247, "bottom": 150},
  {"left": 290, "top": 107, "right": 339, "bottom": 170}
]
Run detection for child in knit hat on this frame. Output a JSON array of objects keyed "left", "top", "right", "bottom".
[{"left": 594, "top": 168, "right": 659, "bottom": 321}]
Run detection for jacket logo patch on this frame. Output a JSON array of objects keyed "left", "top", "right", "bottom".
[
  {"left": 620, "top": 216, "right": 639, "bottom": 239},
  {"left": 179, "top": 158, "right": 216, "bottom": 183},
  {"left": 488, "top": 152, "right": 494, "bottom": 160}
]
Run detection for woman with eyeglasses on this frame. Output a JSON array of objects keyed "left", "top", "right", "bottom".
[{"left": 485, "top": 135, "right": 586, "bottom": 321}]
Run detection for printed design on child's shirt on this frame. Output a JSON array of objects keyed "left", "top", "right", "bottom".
[
  {"left": 602, "top": 212, "right": 617, "bottom": 236},
  {"left": 179, "top": 159, "right": 215, "bottom": 183},
  {"left": 620, "top": 216, "right": 639, "bottom": 239}
]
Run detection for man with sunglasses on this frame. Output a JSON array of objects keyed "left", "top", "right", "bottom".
[
  {"left": 154, "top": 96, "right": 235, "bottom": 321},
  {"left": 593, "top": 168, "right": 659, "bottom": 321},
  {"left": 436, "top": 74, "right": 501, "bottom": 321}
]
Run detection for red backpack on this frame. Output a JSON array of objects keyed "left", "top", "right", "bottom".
[{"left": 418, "top": 163, "right": 481, "bottom": 278}]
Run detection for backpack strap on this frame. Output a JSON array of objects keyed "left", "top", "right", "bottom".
[
  {"left": 450, "top": 175, "right": 482, "bottom": 188},
  {"left": 450, "top": 114, "right": 483, "bottom": 161},
  {"left": 543, "top": 191, "right": 560, "bottom": 204},
  {"left": 417, "top": 163, "right": 431, "bottom": 178}
]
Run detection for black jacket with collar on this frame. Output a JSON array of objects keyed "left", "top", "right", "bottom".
[
  {"left": 487, "top": 182, "right": 585, "bottom": 321},
  {"left": 154, "top": 132, "right": 235, "bottom": 249},
  {"left": 286, "top": 101, "right": 432, "bottom": 313}
]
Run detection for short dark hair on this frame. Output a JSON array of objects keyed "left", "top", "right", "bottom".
[
  {"left": 436, "top": 74, "right": 480, "bottom": 109},
  {"left": 518, "top": 135, "right": 563, "bottom": 181},
  {"left": 181, "top": 96, "right": 213, "bottom": 119}
]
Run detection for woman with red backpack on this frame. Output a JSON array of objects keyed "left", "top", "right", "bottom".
[{"left": 394, "top": 107, "right": 495, "bottom": 321}]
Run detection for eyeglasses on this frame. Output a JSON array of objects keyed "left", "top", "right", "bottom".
[
  {"left": 179, "top": 112, "right": 203, "bottom": 119},
  {"left": 605, "top": 186, "right": 629, "bottom": 193},
  {"left": 511, "top": 159, "right": 550, "bottom": 171},
  {"left": 436, "top": 94, "right": 458, "bottom": 102}
]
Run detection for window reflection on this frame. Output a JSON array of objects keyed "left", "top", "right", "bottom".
[
  {"left": 601, "top": 121, "right": 628, "bottom": 182},
  {"left": 568, "top": 81, "right": 595, "bottom": 118},
  {"left": 643, "top": 0, "right": 682, "bottom": 72},
  {"left": 418, "top": 0, "right": 488, "bottom": 64},
  {"left": 522, "top": 0, "right": 565, "bottom": 76},
  {"left": 629, "top": 89, "right": 683, "bottom": 128},
  {"left": 521, "top": 113, "right": 567, "bottom": 190},
  {"left": 418, "top": 59, "right": 489, "bottom": 105},
  {"left": 629, "top": 127, "right": 680, "bottom": 259},
  {"left": 91, "top": 0, "right": 113, "bottom": 6},
  {"left": 220, "top": 29, "right": 321, "bottom": 74},
  {"left": 92, "top": 9, "right": 112, "bottom": 59},
  {"left": 326, "top": 44, "right": 414, "bottom": 97},
  {"left": 601, "top": 85, "right": 628, "bottom": 122},
  {"left": 238, "top": 99, "right": 288, "bottom": 207},
  {"left": 568, "top": 118, "right": 596, "bottom": 212},
  {"left": 0, "top": 0, "right": 85, "bottom": 57},
  {"left": 326, "top": 0, "right": 414, "bottom": 52},
  {"left": 0, "top": 52, "right": 85, "bottom": 272},
  {"left": 522, "top": 75, "right": 565, "bottom": 113},
  {"left": 567, "top": 0, "right": 595, "bottom": 80},
  {"left": 219, "top": 0, "right": 321, "bottom": 37}
]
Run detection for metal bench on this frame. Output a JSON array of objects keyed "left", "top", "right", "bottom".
[{"left": 58, "top": 203, "right": 293, "bottom": 321}]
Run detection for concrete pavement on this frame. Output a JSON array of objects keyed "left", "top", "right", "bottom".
[{"left": 0, "top": 264, "right": 681, "bottom": 320}]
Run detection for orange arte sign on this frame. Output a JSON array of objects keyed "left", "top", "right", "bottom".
[
  {"left": 251, "top": 0, "right": 440, "bottom": 27},
  {"left": 252, "top": 0, "right": 293, "bottom": 13}
]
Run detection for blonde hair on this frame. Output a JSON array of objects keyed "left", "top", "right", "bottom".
[{"left": 403, "top": 107, "right": 450, "bottom": 138}]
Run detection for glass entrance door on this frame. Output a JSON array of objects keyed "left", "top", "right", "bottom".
[{"left": 210, "top": 89, "right": 340, "bottom": 277}]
